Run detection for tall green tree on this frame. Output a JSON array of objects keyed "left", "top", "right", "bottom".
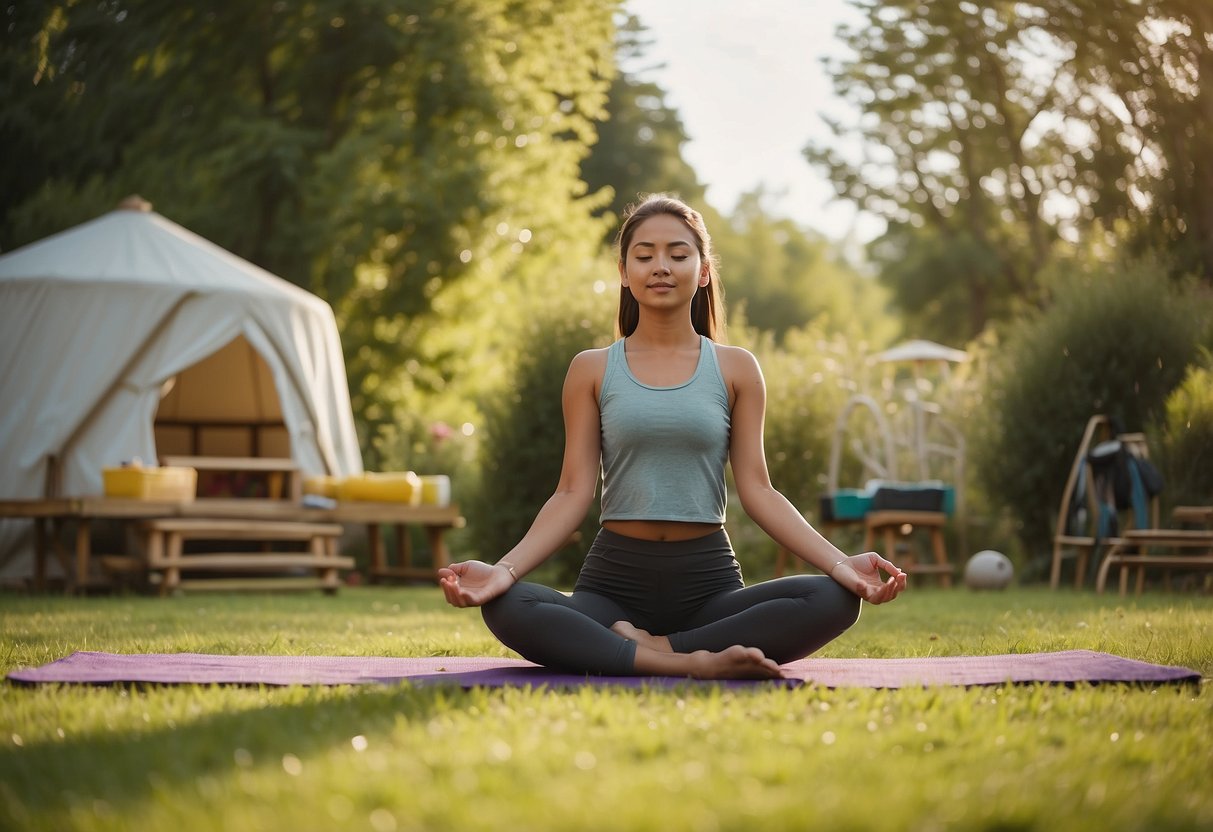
[
  {"left": 806, "top": 1, "right": 1072, "bottom": 342},
  {"left": 579, "top": 13, "right": 704, "bottom": 244},
  {"left": 806, "top": 0, "right": 1213, "bottom": 343},
  {"left": 1038, "top": 0, "right": 1213, "bottom": 278},
  {"left": 3, "top": 0, "right": 619, "bottom": 459}
]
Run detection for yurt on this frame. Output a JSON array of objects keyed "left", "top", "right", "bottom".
[{"left": 0, "top": 197, "right": 363, "bottom": 577}]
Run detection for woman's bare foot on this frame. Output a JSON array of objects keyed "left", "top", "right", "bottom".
[
  {"left": 686, "top": 646, "right": 783, "bottom": 680},
  {"left": 631, "top": 643, "right": 783, "bottom": 680},
  {"left": 611, "top": 621, "right": 673, "bottom": 653}
]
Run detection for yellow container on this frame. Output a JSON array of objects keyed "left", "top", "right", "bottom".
[
  {"left": 303, "top": 475, "right": 340, "bottom": 498},
  {"left": 420, "top": 475, "right": 451, "bottom": 507},
  {"left": 102, "top": 466, "right": 197, "bottom": 501},
  {"left": 337, "top": 472, "right": 422, "bottom": 504}
]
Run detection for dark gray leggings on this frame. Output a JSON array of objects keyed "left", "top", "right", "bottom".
[{"left": 481, "top": 528, "right": 861, "bottom": 675}]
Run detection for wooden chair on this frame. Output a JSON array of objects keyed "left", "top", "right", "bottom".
[{"left": 1050, "top": 415, "right": 1160, "bottom": 589}]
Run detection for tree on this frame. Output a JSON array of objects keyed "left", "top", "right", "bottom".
[
  {"left": 1038, "top": 0, "right": 1213, "bottom": 278},
  {"left": 806, "top": 0, "right": 1213, "bottom": 342},
  {"left": 579, "top": 12, "right": 704, "bottom": 245},
  {"left": 3, "top": 0, "right": 619, "bottom": 459}
]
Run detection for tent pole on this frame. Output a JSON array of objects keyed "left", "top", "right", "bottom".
[{"left": 49, "top": 292, "right": 196, "bottom": 496}]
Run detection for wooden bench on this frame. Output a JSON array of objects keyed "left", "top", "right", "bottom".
[
  {"left": 141, "top": 518, "right": 352, "bottom": 595},
  {"left": 863, "top": 510, "right": 954, "bottom": 587},
  {"left": 1094, "top": 529, "right": 1213, "bottom": 596}
]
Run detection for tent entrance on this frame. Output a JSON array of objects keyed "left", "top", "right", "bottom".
[{"left": 154, "top": 334, "right": 291, "bottom": 461}]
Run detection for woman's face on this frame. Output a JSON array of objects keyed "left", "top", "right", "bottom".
[{"left": 619, "top": 213, "right": 709, "bottom": 309}]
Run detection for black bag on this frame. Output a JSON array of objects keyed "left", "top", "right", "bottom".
[
  {"left": 1133, "top": 455, "right": 1165, "bottom": 497},
  {"left": 1087, "top": 438, "right": 1164, "bottom": 537},
  {"left": 1088, "top": 440, "right": 1132, "bottom": 509}
]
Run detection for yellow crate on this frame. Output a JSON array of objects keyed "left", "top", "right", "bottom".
[
  {"left": 103, "top": 466, "right": 197, "bottom": 501},
  {"left": 337, "top": 472, "right": 422, "bottom": 504},
  {"left": 303, "top": 475, "right": 340, "bottom": 499}
]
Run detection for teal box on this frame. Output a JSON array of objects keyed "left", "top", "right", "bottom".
[{"left": 820, "top": 489, "right": 874, "bottom": 522}]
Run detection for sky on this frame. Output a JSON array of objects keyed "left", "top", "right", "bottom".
[{"left": 625, "top": 0, "right": 881, "bottom": 242}]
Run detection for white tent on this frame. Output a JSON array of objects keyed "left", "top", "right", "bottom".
[{"left": 0, "top": 199, "right": 364, "bottom": 575}]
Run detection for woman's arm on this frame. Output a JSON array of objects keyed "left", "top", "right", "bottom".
[
  {"left": 720, "top": 345, "right": 905, "bottom": 603},
  {"left": 439, "top": 348, "right": 605, "bottom": 607}
]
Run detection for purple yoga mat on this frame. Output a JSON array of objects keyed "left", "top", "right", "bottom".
[{"left": 6, "top": 649, "right": 1200, "bottom": 689}]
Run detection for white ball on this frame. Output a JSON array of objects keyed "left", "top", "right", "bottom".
[{"left": 964, "top": 550, "right": 1014, "bottom": 590}]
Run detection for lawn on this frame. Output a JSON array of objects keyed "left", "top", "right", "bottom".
[{"left": 1, "top": 586, "right": 1210, "bottom": 832}]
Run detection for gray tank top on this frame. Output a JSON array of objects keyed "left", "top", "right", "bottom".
[{"left": 598, "top": 336, "right": 730, "bottom": 524}]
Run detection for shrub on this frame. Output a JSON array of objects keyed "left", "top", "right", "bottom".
[
  {"left": 727, "top": 322, "right": 858, "bottom": 576},
  {"left": 970, "top": 258, "right": 1206, "bottom": 568},
  {"left": 471, "top": 290, "right": 612, "bottom": 586},
  {"left": 1156, "top": 356, "right": 1213, "bottom": 509}
]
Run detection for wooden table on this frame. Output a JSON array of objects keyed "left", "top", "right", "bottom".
[
  {"left": 160, "top": 455, "right": 303, "bottom": 501},
  {"left": 0, "top": 497, "right": 465, "bottom": 592},
  {"left": 1094, "top": 528, "right": 1213, "bottom": 596},
  {"left": 1173, "top": 505, "right": 1213, "bottom": 527}
]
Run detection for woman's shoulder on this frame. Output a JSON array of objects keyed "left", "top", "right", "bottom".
[
  {"left": 710, "top": 342, "right": 761, "bottom": 374},
  {"left": 569, "top": 344, "right": 611, "bottom": 370},
  {"left": 566, "top": 345, "right": 611, "bottom": 384},
  {"left": 563, "top": 346, "right": 611, "bottom": 404}
]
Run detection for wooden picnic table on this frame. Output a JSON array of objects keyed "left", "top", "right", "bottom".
[{"left": 0, "top": 497, "right": 465, "bottom": 592}]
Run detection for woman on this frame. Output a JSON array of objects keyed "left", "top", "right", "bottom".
[{"left": 439, "top": 194, "right": 906, "bottom": 679}]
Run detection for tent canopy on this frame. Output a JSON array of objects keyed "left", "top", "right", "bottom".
[
  {"left": 875, "top": 339, "right": 969, "bottom": 365},
  {"left": 0, "top": 199, "right": 363, "bottom": 503}
]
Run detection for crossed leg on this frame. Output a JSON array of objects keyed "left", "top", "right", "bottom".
[
  {"left": 481, "top": 582, "right": 781, "bottom": 679},
  {"left": 622, "top": 575, "right": 862, "bottom": 665}
]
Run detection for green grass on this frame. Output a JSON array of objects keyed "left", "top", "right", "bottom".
[{"left": 2, "top": 587, "right": 1210, "bottom": 832}]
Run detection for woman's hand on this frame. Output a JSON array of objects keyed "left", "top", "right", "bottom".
[
  {"left": 438, "top": 560, "right": 515, "bottom": 608},
  {"left": 832, "top": 552, "right": 907, "bottom": 604}
]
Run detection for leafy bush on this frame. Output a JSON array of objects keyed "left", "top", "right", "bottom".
[
  {"left": 727, "top": 322, "right": 858, "bottom": 576},
  {"left": 1156, "top": 356, "right": 1213, "bottom": 509},
  {"left": 970, "top": 258, "right": 1206, "bottom": 567},
  {"left": 471, "top": 287, "right": 613, "bottom": 585}
]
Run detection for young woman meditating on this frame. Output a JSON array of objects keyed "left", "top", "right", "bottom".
[{"left": 439, "top": 194, "right": 906, "bottom": 679}]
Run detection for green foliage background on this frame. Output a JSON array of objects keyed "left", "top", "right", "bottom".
[
  {"left": 1156, "top": 356, "right": 1213, "bottom": 510},
  {"left": 471, "top": 273, "right": 615, "bottom": 584},
  {"left": 3, "top": 1, "right": 1213, "bottom": 579}
]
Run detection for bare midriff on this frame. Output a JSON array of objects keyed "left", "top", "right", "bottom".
[{"left": 602, "top": 519, "right": 724, "bottom": 542}]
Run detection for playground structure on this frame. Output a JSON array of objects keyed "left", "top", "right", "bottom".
[
  {"left": 825, "top": 340, "right": 968, "bottom": 512},
  {"left": 804, "top": 340, "right": 969, "bottom": 581}
]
